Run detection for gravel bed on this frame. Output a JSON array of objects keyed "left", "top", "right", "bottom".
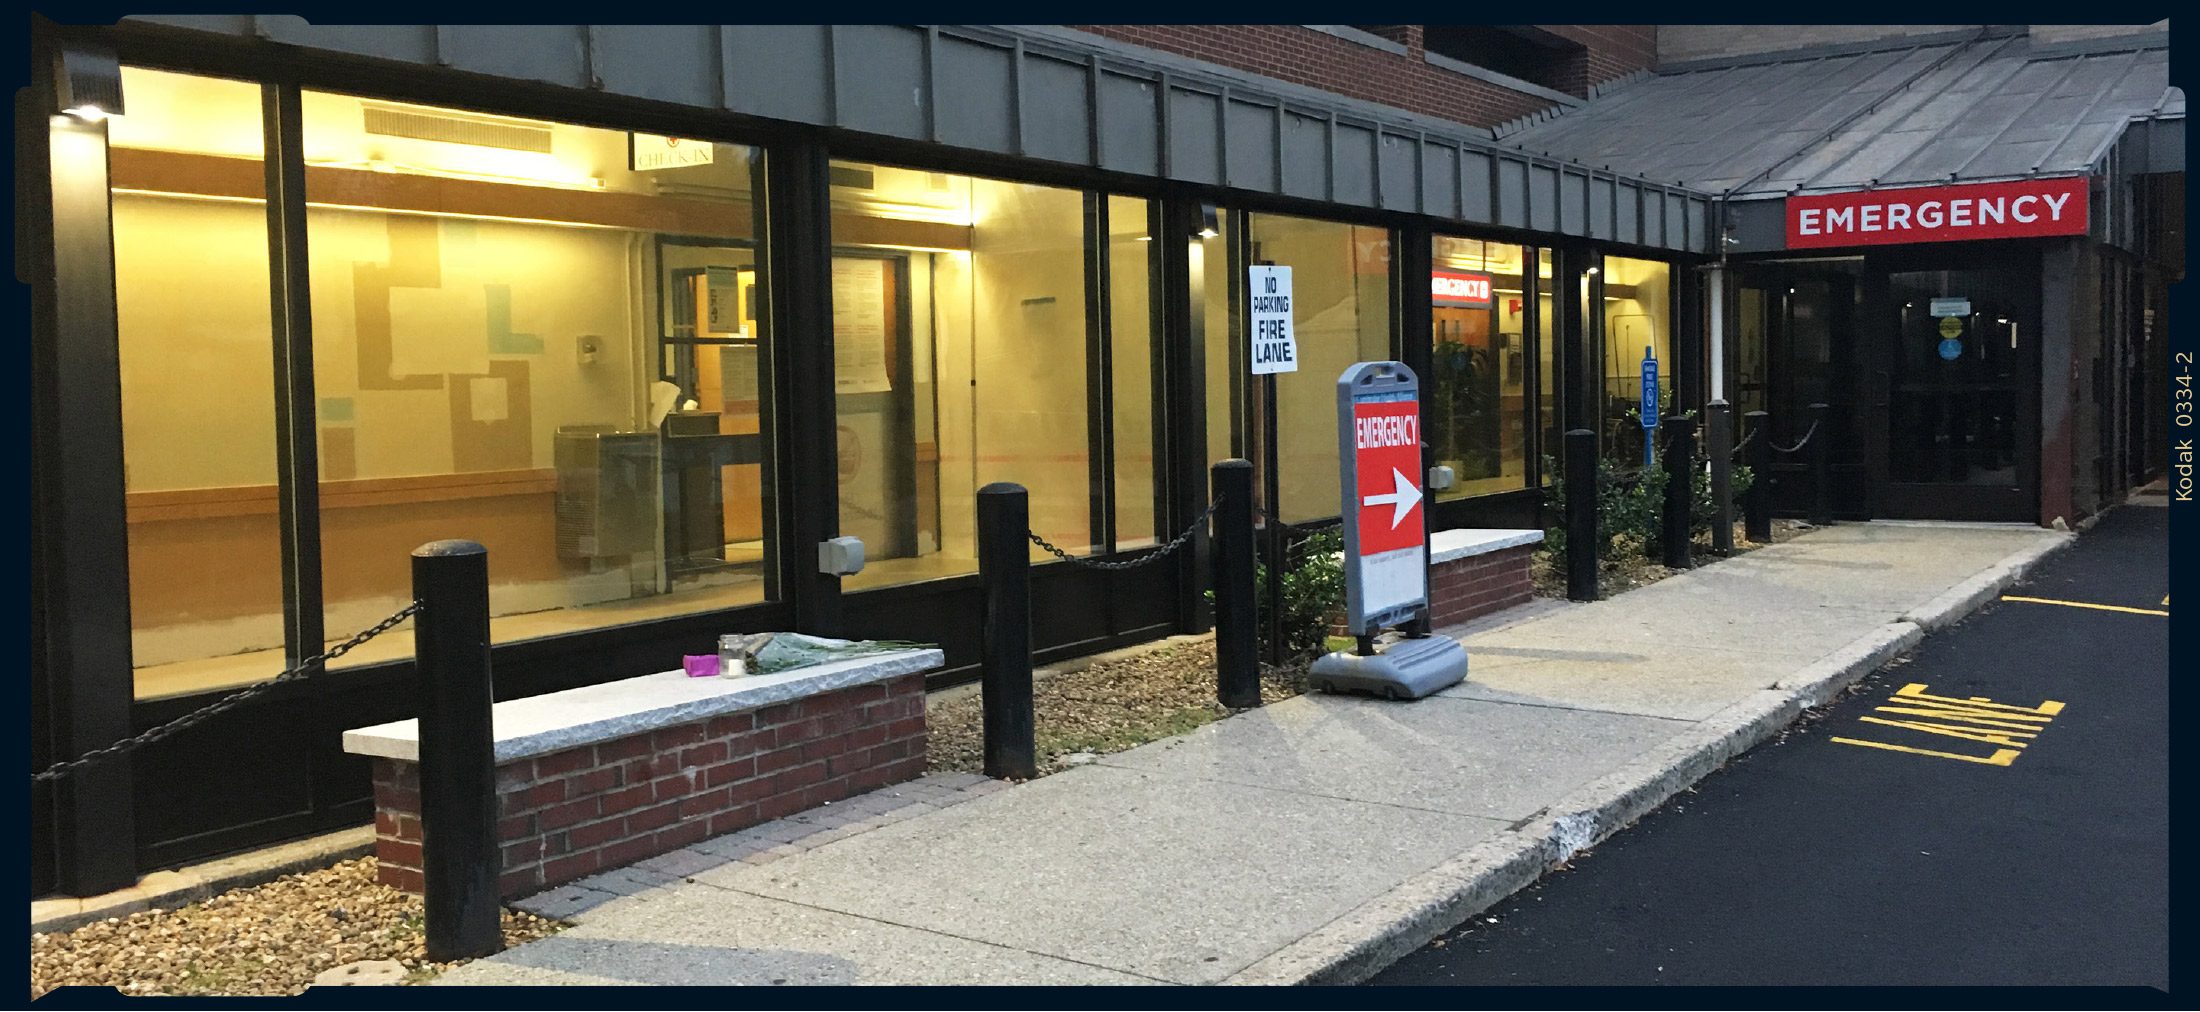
[
  {"left": 30, "top": 857, "right": 561, "bottom": 998},
  {"left": 927, "top": 638, "right": 1307, "bottom": 777}
]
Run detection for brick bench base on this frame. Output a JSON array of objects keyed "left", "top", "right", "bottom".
[
  {"left": 370, "top": 673, "right": 928, "bottom": 899},
  {"left": 1429, "top": 543, "right": 1536, "bottom": 628}
]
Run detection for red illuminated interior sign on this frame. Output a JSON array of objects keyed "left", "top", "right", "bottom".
[{"left": 1431, "top": 269, "right": 1493, "bottom": 309}]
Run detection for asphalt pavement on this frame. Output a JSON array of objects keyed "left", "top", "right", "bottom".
[{"left": 1367, "top": 506, "right": 2168, "bottom": 990}]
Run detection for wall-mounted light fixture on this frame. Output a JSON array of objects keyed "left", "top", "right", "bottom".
[
  {"left": 52, "top": 43, "right": 124, "bottom": 123},
  {"left": 1196, "top": 203, "right": 1220, "bottom": 239}
]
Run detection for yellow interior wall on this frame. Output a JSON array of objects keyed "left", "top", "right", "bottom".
[
  {"left": 1108, "top": 196, "right": 1158, "bottom": 545},
  {"left": 967, "top": 179, "right": 1092, "bottom": 553},
  {"left": 1252, "top": 215, "right": 1392, "bottom": 524}
]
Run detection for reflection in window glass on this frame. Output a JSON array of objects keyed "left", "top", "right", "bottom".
[
  {"left": 1429, "top": 236, "right": 1531, "bottom": 501},
  {"left": 301, "top": 91, "right": 774, "bottom": 670},
  {"left": 1600, "top": 256, "right": 1672, "bottom": 466},
  {"left": 108, "top": 67, "right": 279, "bottom": 700},
  {"left": 1109, "top": 196, "right": 1159, "bottom": 548},
  {"left": 829, "top": 162, "right": 1091, "bottom": 587},
  {"left": 1247, "top": 214, "right": 1392, "bottom": 523}
]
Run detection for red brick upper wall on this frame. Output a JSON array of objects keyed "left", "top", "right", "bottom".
[{"left": 1071, "top": 25, "right": 1657, "bottom": 130}]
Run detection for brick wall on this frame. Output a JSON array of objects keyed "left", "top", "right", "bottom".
[
  {"left": 371, "top": 673, "right": 928, "bottom": 899},
  {"left": 1427, "top": 544, "right": 1537, "bottom": 628},
  {"left": 1072, "top": 25, "right": 1657, "bottom": 130}
]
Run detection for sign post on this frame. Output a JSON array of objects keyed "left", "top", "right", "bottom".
[
  {"left": 1640, "top": 346, "right": 1660, "bottom": 469},
  {"left": 1308, "top": 362, "right": 1468, "bottom": 700}
]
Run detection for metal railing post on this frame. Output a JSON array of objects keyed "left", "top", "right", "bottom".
[
  {"left": 1744, "top": 410, "right": 1772, "bottom": 543},
  {"left": 412, "top": 540, "right": 500, "bottom": 962},
  {"left": 1564, "top": 429, "right": 1598, "bottom": 602},
  {"left": 1807, "top": 402, "right": 1834, "bottom": 526},
  {"left": 1661, "top": 414, "right": 1695, "bottom": 570},
  {"left": 977, "top": 483, "right": 1036, "bottom": 780},
  {"left": 1706, "top": 400, "right": 1734, "bottom": 555},
  {"left": 1210, "top": 460, "right": 1260, "bottom": 709}
]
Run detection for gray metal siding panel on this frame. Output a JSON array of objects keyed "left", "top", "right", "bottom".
[
  {"left": 1530, "top": 165, "right": 1559, "bottom": 234},
  {"left": 256, "top": 21, "right": 439, "bottom": 64},
  {"left": 832, "top": 25, "right": 927, "bottom": 139},
  {"left": 1333, "top": 123, "right": 1376, "bottom": 207},
  {"left": 1460, "top": 150, "right": 1493, "bottom": 224},
  {"left": 1097, "top": 72, "right": 1159, "bottom": 176},
  {"left": 1225, "top": 97, "right": 1279, "bottom": 190},
  {"left": 723, "top": 26, "right": 830, "bottom": 124},
  {"left": 1021, "top": 54, "right": 1093, "bottom": 166},
  {"left": 593, "top": 26, "right": 719, "bottom": 108},
  {"left": 1497, "top": 157, "right": 1528, "bottom": 228},
  {"left": 1423, "top": 144, "right": 1459, "bottom": 221},
  {"left": 439, "top": 25, "right": 588, "bottom": 88},
  {"left": 1665, "top": 194, "right": 1688, "bottom": 252},
  {"left": 1166, "top": 87, "right": 1222, "bottom": 185},
  {"left": 935, "top": 35, "right": 1016, "bottom": 155},
  {"left": 1280, "top": 111, "right": 1328, "bottom": 200},
  {"left": 1590, "top": 176, "right": 1616, "bottom": 239},
  {"left": 1616, "top": 182, "right": 1641, "bottom": 245},
  {"left": 1378, "top": 133, "right": 1417, "bottom": 212},
  {"left": 122, "top": 15, "right": 258, "bottom": 36}
]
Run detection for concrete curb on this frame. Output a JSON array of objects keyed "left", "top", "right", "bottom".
[
  {"left": 1898, "top": 532, "right": 2075, "bottom": 631},
  {"left": 1226, "top": 534, "right": 2075, "bottom": 986},
  {"left": 32, "top": 827, "right": 374, "bottom": 936}
]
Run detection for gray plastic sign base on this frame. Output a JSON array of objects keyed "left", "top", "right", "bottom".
[{"left": 1308, "top": 636, "right": 1469, "bottom": 701}]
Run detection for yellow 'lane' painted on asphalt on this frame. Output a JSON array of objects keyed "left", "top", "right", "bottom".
[
  {"left": 2000, "top": 594, "right": 2168, "bottom": 617},
  {"left": 1832, "top": 682, "right": 2064, "bottom": 767},
  {"left": 1828, "top": 737, "right": 2021, "bottom": 766}
]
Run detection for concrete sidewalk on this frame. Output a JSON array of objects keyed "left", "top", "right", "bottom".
[{"left": 439, "top": 521, "right": 2067, "bottom": 987}]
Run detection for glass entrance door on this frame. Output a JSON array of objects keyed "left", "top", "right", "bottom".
[{"left": 1870, "top": 263, "right": 2039, "bottom": 521}]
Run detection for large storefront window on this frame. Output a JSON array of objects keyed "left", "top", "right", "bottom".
[
  {"left": 1600, "top": 255, "right": 1672, "bottom": 465},
  {"left": 829, "top": 162, "right": 1141, "bottom": 588},
  {"left": 1429, "top": 236, "right": 1532, "bottom": 500},
  {"left": 1108, "top": 196, "right": 1161, "bottom": 548},
  {"left": 300, "top": 91, "right": 775, "bottom": 671},
  {"left": 109, "top": 68, "right": 280, "bottom": 699},
  {"left": 1247, "top": 213, "right": 1393, "bottom": 523}
]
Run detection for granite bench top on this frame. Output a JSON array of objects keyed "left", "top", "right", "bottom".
[
  {"left": 342, "top": 648, "right": 944, "bottom": 764},
  {"left": 1429, "top": 528, "right": 1544, "bottom": 566}
]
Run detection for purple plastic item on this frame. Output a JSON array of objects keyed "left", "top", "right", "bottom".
[{"left": 682, "top": 654, "right": 720, "bottom": 678}]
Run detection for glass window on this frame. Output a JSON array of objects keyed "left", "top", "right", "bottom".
[
  {"left": 108, "top": 68, "right": 280, "bottom": 699},
  {"left": 301, "top": 91, "right": 774, "bottom": 669},
  {"left": 1199, "top": 213, "right": 1236, "bottom": 470},
  {"left": 1246, "top": 214, "right": 1393, "bottom": 523},
  {"left": 1600, "top": 255, "right": 1672, "bottom": 466},
  {"left": 1537, "top": 248, "right": 1561, "bottom": 482},
  {"left": 1429, "top": 236, "right": 1532, "bottom": 500},
  {"left": 1108, "top": 196, "right": 1160, "bottom": 548},
  {"left": 829, "top": 162, "right": 1091, "bottom": 587}
]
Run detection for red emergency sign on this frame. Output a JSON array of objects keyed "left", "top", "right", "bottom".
[
  {"left": 1786, "top": 177, "right": 2088, "bottom": 249},
  {"left": 1351, "top": 401, "right": 1424, "bottom": 556},
  {"left": 1431, "top": 269, "right": 1493, "bottom": 309}
]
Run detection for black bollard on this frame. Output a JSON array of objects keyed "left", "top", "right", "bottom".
[
  {"left": 1807, "top": 402, "right": 1833, "bottom": 527},
  {"left": 1564, "top": 429, "right": 1598, "bottom": 602},
  {"left": 413, "top": 540, "right": 501, "bottom": 962},
  {"left": 1661, "top": 414, "right": 1695, "bottom": 570},
  {"left": 1211, "top": 460, "right": 1260, "bottom": 709},
  {"left": 1706, "top": 401, "right": 1734, "bottom": 555},
  {"left": 1744, "top": 410, "right": 1772, "bottom": 543},
  {"left": 977, "top": 483, "right": 1036, "bottom": 780}
]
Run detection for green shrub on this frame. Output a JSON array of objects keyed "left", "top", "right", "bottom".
[
  {"left": 1542, "top": 452, "right": 1757, "bottom": 569},
  {"left": 1204, "top": 527, "right": 1345, "bottom": 663}
]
